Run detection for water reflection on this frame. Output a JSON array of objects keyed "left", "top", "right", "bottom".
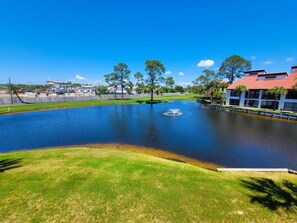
[{"left": 0, "top": 101, "right": 296, "bottom": 168}]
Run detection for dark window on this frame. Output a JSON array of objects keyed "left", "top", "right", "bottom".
[
  {"left": 230, "top": 90, "right": 241, "bottom": 97},
  {"left": 284, "top": 102, "right": 297, "bottom": 112},
  {"left": 261, "top": 101, "right": 279, "bottom": 109},
  {"left": 244, "top": 100, "right": 259, "bottom": 108},
  {"left": 261, "top": 90, "right": 280, "bottom": 100},
  {"left": 229, "top": 99, "right": 240, "bottom": 106},
  {"left": 265, "top": 75, "right": 276, "bottom": 79},
  {"left": 286, "top": 90, "right": 297, "bottom": 99},
  {"left": 245, "top": 90, "right": 260, "bottom": 99}
]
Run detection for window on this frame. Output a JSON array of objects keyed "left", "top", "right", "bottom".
[
  {"left": 284, "top": 102, "right": 297, "bottom": 112},
  {"left": 245, "top": 90, "right": 260, "bottom": 99},
  {"left": 229, "top": 99, "right": 240, "bottom": 106},
  {"left": 261, "top": 101, "right": 279, "bottom": 109},
  {"left": 265, "top": 75, "right": 276, "bottom": 79},
  {"left": 244, "top": 100, "right": 259, "bottom": 108},
  {"left": 286, "top": 90, "right": 297, "bottom": 99},
  {"left": 230, "top": 90, "right": 241, "bottom": 97}
]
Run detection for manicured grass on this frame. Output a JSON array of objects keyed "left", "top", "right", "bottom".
[
  {"left": 0, "top": 148, "right": 296, "bottom": 222},
  {"left": 0, "top": 94, "right": 197, "bottom": 115}
]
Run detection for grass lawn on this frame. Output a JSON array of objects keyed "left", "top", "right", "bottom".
[
  {"left": 0, "top": 94, "right": 197, "bottom": 115},
  {"left": 0, "top": 148, "right": 296, "bottom": 222}
]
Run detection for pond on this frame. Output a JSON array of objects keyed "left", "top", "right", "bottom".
[{"left": 0, "top": 101, "right": 296, "bottom": 169}]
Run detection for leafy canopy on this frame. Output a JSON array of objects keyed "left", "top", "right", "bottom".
[
  {"left": 219, "top": 55, "right": 251, "bottom": 83},
  {"left": 267, "top": 86, "right": 288, "bottom": 97},
  {"left": 235, "top": 85, "right": 248, "bottom": 92},
  {"left": 144, "top": 60, "right": 166, "bottom": 101}
]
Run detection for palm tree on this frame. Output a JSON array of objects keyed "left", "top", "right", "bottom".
[
  {"left": 267, "top": 86, "right": 288, "bottom": 111},
  {"left": 235, "top": 85, "right": 248, "bottom": 93},
  {"left": 235, "top": 85, "right": 248, "bottom": 106}
]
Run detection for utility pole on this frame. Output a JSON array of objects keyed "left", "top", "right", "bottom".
[{"left": 9, "top": 78, "right": 13, "bottom": 105}]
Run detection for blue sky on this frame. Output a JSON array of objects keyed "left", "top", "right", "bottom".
[{"left": 0, "top": 0, "right": 296, "bottom": 85}]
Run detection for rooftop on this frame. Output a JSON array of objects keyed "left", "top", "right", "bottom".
[{"left": 227, "top": 70, "right": 297, "bottom": 90}]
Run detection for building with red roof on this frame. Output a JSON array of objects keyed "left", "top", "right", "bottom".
[{"left": 226, "top": 66, "right": 297, "bottom": 111}]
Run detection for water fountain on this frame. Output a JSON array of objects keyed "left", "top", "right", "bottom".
[{"left": 163, "top": 108, "right": 183, "bottom": 117}]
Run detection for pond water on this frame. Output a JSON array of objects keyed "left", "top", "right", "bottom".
[{"left": 0, "top": 101, "right": 296, "bottom": 168}]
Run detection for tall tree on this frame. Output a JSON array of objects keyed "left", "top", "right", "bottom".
[
  {"left": 267, "top": 86, "right": 288, "bottom": 110},
  {"left": 104, "top": 73, "right": 118, "bottom": 99},
  {"left": 126, "top": 81, "right": 134, "bottom": 94},
  {"left": 114, "top": 62, "right": 131, "bottom": 99},
  {"left": 192, "top": 69, "right": 218, "bottom": 89},
  {"left": 144, "top": 60, "right": 166, "bottom": 101},
  {"left": 96, "top": 85, "right": 108, "bottom": 96},
  {"left": 134, "top": 72, "right": 145, "bottom": 94},
  {"left": 219, "top": 55, "right": 251, "bottom": 83},
  {"left": 165, "top": 77, "right": 175, "bottom": 89}
]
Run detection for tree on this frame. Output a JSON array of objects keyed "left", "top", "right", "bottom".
[
  {"left": 219, "top": 55, "right": 251, "bottom": 83},
  {"left": 235, "top": 85, "right": 248, "bottom": 93},
  {"left": 192, "top": 69, "right": 218, "bottom": 88},
  {"left": 175, "top": 85, "right": 184, "bottom": 93},
  {"left": 267, "top": 86, "right": 288, "bottom": 110},
  {"left": 114, "top": 62, "right": 131, "bottom": 99},
  {"left": 211, "top": 88, "right": 226, "bottom": 105},
  {"left": 126, "top": 81, "right": 134, "bottom": 94},
  {"left": 165, "top": 77, "right": 175, "bottom": 89},
  {"left": 134, "top": 72, "right": 145, "bottom": 94},
  {"left": 96, "top": 85, "right": 108, "bottom": 96},
  {"left": 104, "top": 73, "right": 118, "bottom": 99},
  {"left": 144, "top": 60, "right": 166, "bottom": 101}
]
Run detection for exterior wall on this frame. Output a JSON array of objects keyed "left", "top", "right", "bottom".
[
  {"left": 239, "top": 92, "right": 245, "bottom": 106},
  {"left": 226, "top": 90, "right": 231, "bottom": 105},
  {"left": 225, "top": 89, "right": 297, "bottom": 111},
  {"left": 257, "top": 74, "right": 287, "bottom": 81}
]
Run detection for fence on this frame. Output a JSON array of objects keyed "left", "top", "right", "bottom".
[
  {"left": 207, "top": 104, "right": 297, "bottom": 121},
  {"left": 0, "top": 93, "right": 176, "bottom": 105}
]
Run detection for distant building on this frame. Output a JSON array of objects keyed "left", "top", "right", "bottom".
[
  {"left": 226, "top": 66, "right": 297, "bottom": 111},
  {"left": 46, "top": 80, "right": 73, "bottom": 93},
  {"left": 107, "top": 87, "right": 127, "bottom": 94},
  {"left": 80, "top": 84, "right": 95, "bottom": 93},
  {"left": 46, "top": 80, "right": 72, "bottom": 88}
]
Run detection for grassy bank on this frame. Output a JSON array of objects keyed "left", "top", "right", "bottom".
[
  {"left": 0, "top": 94, "right": 197, "bottom": 115},
  {"left": 0, "top": 148, "right": 296, "bottom": 222}
]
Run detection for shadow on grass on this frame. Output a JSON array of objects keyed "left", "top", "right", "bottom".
[
  {"left": 0, "top": 158, "right": 22, "bottom": 173},
  {"left": 241, "top": 178, "right": 297, "bottom": 212}
]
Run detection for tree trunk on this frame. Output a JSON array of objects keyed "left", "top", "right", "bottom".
[
  {"left": 150, "top": 89, "right": 153, "bottom": 102},
  {"left": 150, "top": 80, "right": 154, "bottom": 102},
  {"left": 273, "top": 97, "right": 277, "bottom": 111},
  {"left": 121, "top": 85, "right": 124, "bottom": 99}
]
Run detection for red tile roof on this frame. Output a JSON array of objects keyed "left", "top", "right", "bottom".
[{"left": 227, "top": 72, "right": 297, "bottom": 90}]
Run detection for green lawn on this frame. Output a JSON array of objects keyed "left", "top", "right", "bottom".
[
  {"left": 0, "top": 148, "right": 296, "bottom": 222},
  {"left": 0, "top": 94, "right": 197, "bottom": 115}
]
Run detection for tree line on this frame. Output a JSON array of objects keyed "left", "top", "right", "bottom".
[{"left": 104, "top": 60, "right": 177, "bottom": 101}]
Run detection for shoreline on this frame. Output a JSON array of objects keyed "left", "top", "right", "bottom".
[
  {"left": 0, "top": 95, "right": 197, "bottom": 115},
  {"left": 2, "top": 143, "right": 222, "bottom": 170}
]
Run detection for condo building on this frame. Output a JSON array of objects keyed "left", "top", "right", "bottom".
[{"left": 226, "top": 66, "right": 297, "bottom": 112}]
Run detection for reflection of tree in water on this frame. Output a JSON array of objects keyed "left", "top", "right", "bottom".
[
  {"left": 146, "top": 105, "right": 160, "bottom": 147},
  {"left": 109, "top": 105, "right": 129, "bottom": 140},
  {"left": 241, "top": 178, "right": 297, "bottom": 212}
]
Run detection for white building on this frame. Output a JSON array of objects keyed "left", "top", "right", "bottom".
[{"left": 226, "top": 66, "right": 297, "bottom": 112}]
